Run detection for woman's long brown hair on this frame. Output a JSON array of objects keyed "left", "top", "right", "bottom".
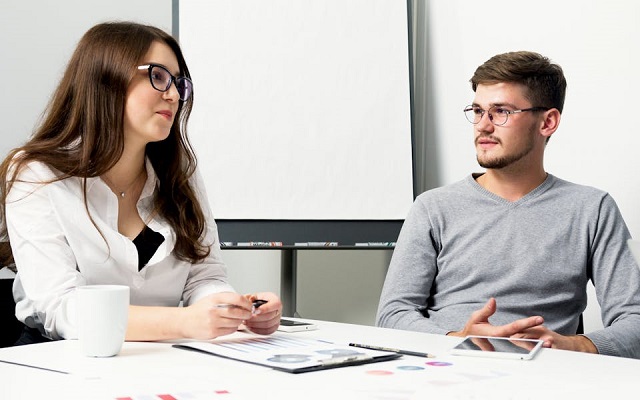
[{"left": 0, "top": 22, "right": 210, "bottom": 264}]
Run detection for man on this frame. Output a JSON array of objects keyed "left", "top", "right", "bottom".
[{"left": 376, "top": 51, "right": 640, "bottom": 359}]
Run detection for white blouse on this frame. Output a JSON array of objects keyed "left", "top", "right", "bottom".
[{"left": 6, "top": 158, "right": 233, "bottom": 340}]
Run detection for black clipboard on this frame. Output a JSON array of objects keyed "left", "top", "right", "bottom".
[{"left": 172, "top": 334, "right": 402, "bottom": 374}]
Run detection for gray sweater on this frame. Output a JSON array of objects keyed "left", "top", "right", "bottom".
[{"left": 376, "top": 174, "right": 640, "bottom": 359}]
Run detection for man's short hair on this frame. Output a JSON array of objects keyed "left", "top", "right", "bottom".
[{"left": 470, "top": 51, "right": 566, "bottom": 113}]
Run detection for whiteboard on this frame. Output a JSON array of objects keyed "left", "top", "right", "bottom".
[{"left": 179, "top": 0, "right": 413, "bottom": 220}]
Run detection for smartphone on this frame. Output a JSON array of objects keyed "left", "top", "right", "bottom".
[
  {"left": 449, "top": 336, "right": 543, "bottom": 360},
  {"left": 277, "top": 318, "right": 318, "bottom": 332}
]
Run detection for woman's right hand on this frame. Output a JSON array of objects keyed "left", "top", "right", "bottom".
[{"left": 181, "top": 292, "right": 253, "bottom": 340}]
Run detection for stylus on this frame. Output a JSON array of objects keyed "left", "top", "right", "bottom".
[{"left": 349, "top": 343, "right": 435, "bottom": 358}]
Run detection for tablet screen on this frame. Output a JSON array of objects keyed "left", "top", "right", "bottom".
[{"left": 450, "top": 336, "right": 543, "bottom": 360}]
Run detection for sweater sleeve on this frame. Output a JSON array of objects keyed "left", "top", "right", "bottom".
[
  {"left": 376, "top": 196, "right": 450, "bottom": 334},
  {"left": 583, "top": 194, "right": 640, "bottom": 358}
]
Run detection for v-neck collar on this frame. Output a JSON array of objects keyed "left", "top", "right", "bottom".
[{"left": 468, "top": 173, "right": 555, "bottom": 206}]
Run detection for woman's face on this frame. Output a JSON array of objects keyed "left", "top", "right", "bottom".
[{"left": 123, "top": 41, "right": 181, "bottom": 150}]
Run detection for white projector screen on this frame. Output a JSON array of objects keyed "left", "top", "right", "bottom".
[{"left": 179, "top": 0, "right": 413, "bottom": 221}]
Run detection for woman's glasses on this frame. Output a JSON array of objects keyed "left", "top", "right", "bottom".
[{"left": 137, "top": 64, "right": 193, "bottom": 101}]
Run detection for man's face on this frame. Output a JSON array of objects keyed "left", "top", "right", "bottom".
[{"left": 472, "top": 82, "right": 543, "bottom": 170}]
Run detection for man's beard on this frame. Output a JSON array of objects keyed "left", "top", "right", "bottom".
[{"left": 476, "top": 128, "right": 536, "bottom": 169}]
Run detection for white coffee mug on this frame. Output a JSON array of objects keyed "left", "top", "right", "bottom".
[{"left": 76, "top": 285, "right": 129, "bottom": 357}]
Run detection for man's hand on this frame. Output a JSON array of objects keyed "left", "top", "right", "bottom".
[
  {"left": 447, "top": 298, "right": 545, "bottom": 339},
  {"left": 447, "top": 298, "right": 598, "bottom": 354},
  {"left": 510, "top": 326, "right": 598, "bottom": 353}
]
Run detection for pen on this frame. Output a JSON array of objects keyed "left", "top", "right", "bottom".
[
  {"left": 214, "top": 303, "right": 243, "bottom": 309},
  {"left": 349, "top": 343, "right": 435, "bottom": 358},
  {"left": 252, "top": 299, "right": 268, "bottom": 309},
  {"left": 0, "top": 360, "right": 69, "bottom": 375},
  {"left": 215, "top": 300, "right": 268, "bottom": 313}
]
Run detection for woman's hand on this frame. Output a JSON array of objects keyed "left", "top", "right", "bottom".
[
  {"left": 243, "top": 292, "right": 282, "bottom": 335},
  {"left": 181, "top": 292, "right": 253, "bottom": 340}
]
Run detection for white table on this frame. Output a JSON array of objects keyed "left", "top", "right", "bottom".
[{"left": 1, "top": 319, "right": 638, "bottom": 400}]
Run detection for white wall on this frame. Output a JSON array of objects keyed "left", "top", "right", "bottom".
[
  {"left": 424, "top": 0, "right": 640, "bottom": 239},
  {"left": 0, "top": 1, "right": 173, "bottom": 158},
  {"left": 223, "top": 249, "right": 391, "bottom": 325}
]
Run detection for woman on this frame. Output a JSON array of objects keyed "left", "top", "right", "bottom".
[{"left": 0, "top": 21, "right": 281, "bottom": 344}]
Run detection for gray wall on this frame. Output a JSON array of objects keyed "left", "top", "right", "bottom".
[{"left": 4, "top": 0, "right": 639, "bottom": 333}]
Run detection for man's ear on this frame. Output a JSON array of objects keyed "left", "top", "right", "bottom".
[{"left": 540, "top": 108, "right": 561, "bottom": 140}]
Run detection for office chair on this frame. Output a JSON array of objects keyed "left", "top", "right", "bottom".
[
  {"left": 1, "top": 241, "right": 23, "bottom": 347},
  {"left": 576, "top": 314, "right": 584, "bottom": 335}
]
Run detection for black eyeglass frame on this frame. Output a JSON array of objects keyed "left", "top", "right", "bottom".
[
  {"left": 463, "top": 105, "right": 550, "bottom": 126},
  {"left": 137, "top": 64, "right": 193, "bottom": 101}
]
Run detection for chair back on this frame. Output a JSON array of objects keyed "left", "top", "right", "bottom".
[
  {"left": 1, "top": 241, "right": 22, "bottom": 347},
  {"left": 0, "top": 277, "right": 22, "bottom": 347},
  {"left": 0, "top": 241, "right": 14, "bottom": 272}
]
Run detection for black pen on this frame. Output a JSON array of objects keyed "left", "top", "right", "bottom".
[
  {"left": 252, "top": 299, "right": 268, "bottom": 309},
  {"left": 349, "top": 343, "right": 435, "bottom": 358}
]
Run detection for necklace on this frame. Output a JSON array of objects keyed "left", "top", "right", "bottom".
[{"left": 102, "top": 168, "right": 146, "bottom": 199}]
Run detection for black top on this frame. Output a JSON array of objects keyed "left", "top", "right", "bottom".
[{"left": 132, "top": 226, "right": 165, "bottom": 271}]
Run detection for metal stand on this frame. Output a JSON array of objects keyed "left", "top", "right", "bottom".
[{"left": 280, "top": 249, "right": 298, "bottom": 317}]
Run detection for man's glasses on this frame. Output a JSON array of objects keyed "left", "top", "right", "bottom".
[
  {"left": 463, "top": 105, "right": 550, "bottom": 126},
  {"left": 137, "top": 64, "right": 193, "bottom": 101}
]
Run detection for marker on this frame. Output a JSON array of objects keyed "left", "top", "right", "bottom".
[
  {"left": 349, "top": 343, "right": 435, "bottom": 358},
  {"left": 237, "top": 242, "right": 283, "bottom": 247}
]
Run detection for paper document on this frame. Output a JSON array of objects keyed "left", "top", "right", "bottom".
[{"left": 173, "top": 333, "right": 400, "bottom": 373}]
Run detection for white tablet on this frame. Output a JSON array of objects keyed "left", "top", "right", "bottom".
[{"left": 450, "top": 336, "right": 543, "bottom": 360}]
